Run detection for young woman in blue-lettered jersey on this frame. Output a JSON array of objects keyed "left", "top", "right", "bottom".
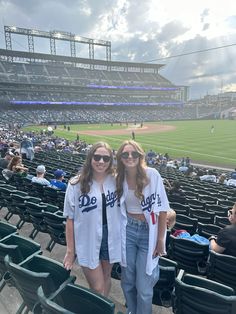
[
  {"left": 63, "top": 142, "right": 121, "bottom": 296},
  {"left": 116, "top": 140, "right": 170, "bottom": 314}
]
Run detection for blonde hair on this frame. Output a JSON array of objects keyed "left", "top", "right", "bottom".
[
  {"left": 71, "top": 142, "right": 114, "bottom": 194},
  {"left": 116, "top": 140, "right": 148, "bottom": 199}
]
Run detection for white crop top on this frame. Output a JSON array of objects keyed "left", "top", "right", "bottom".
[{"left": 125, "top": 189, "right": 143, "bottom": 214}]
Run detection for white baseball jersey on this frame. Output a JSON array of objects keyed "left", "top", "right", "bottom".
[
  {"left": 120, "top": 167, "right": 170, "bottom": 275},
  {"left": 63, "top": 174, "right": 121, "bottom": 269}
]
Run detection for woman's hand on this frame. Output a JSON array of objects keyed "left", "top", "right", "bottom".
[
  {"left": 153, "top": 238, "right": 166, "bottom": 258},
  {"left": 63, "top": 252, "right": 75, "bottom": 270}
]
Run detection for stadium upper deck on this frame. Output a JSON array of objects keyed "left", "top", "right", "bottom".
[{"left": 0, "top": 47, "right": 186, "bottom": 107}]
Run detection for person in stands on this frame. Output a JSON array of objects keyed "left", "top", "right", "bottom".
[
  {"left": 209, "top": 202, "right": 236, "bottom": 257},
  {"left": 63, "top": 142, "right": 121, "bottom": 297},
  {"left": 50, "top": 169, "right": 67, "bottom": 191},
  {"left": 31, "top": 165, "right": 50, "bottom": 186},
  {"left": 116, "top": 140, "right": 170, "bottom": 314}
]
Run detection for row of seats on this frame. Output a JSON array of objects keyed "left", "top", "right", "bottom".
[
  {"left": 0, "top": 225, "right": 122, "bottom": 314},
  {"left": 0, "top": 183, "right": 66, "bottom": 252}
]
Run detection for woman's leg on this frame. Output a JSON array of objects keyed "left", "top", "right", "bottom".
[
  {"left": 121, "top": 218, "right": 138, "bottom": 314},
  {"left": 101, "top": 260, "right": 113, "bottom": 296},
  {"left": 81, "top": 264, "right": 106, "bottom": 295},
  {"left": 135, "top": 228, "right": 159, "bottom": 314}
]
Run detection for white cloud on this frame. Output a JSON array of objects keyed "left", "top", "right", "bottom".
[{"left": 0, "top": 0, "right": 236, "bottom": 99}]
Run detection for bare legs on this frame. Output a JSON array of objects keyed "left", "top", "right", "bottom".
[{"left": 81, "top": 260, "right": 113, "bottom": 296}]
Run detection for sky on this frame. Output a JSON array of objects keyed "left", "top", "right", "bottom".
[{"left": 0, "top": 0, "right": 236, "bottom": 99}]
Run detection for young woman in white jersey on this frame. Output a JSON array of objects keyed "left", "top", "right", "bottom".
[
  {"left": 63, "top": 142, "right": 121, "bottom": 296},
  {"left": 116, "top": 140, "right": 170, "bottom": 314}
]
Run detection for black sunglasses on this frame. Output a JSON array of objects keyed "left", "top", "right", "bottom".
[
  {"left": 121, "top": 151, "right": 140, "bottom": 159},
  {"left": 93, "top": 154, "right": 111, "bottom": 163}
]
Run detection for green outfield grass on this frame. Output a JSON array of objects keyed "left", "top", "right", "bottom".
[{"left": 23, "top": 120, "right": 236, "bottom": 168}]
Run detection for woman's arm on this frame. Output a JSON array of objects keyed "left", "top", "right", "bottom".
[
  {"left": 63, "top": 218, "right": 76, "bottom": 270},
  {"left": 153, "top": 211, "right": 167, "bottom": 257}
]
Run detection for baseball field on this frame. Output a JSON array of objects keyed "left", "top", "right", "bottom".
[{"left": 24, "top": 119, "right": 236, "bottom": 169}]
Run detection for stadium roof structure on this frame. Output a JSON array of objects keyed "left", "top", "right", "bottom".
[
  {"left": 2, "top": 25, "right": 165, "bottom": 73},
  {"left": 0, "top": 48, "right": 164, "bottom": 72}
]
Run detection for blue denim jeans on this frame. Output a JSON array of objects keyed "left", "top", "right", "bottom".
[
  {"left": 99, "top": 224, "right": 109, "bottom": 261},
  {"left": 121, "top": 216, "right": 159, "bottom": 314}
]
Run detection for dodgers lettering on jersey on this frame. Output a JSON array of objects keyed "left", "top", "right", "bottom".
[
  {"left": 106, "top": 190, "right": 118, "bottom": 207},
  {"left": 79, "top": 189, "right": 118, "bottom": 213},
  {"left": 79, "top": 194, "right": 97, "bottom": 213},
  {"left": 141, "top": 193, "right": 162, "bottom": 212}
]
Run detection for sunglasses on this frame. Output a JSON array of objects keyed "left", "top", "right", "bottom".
[
  {"left": 93, "top": 154, "right": 111, "bottom": 163},
  {"left": 121, "top": 151, "right": 140, "bottom": 159}
]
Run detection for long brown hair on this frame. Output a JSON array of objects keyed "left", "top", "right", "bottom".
[
  {"left": 7, "top": 155, "right": 21, "bottom": 171},
  {"left": 116, "top": 140, "right": 148, "bottom": 199},
  {"left": 71, "top": 142, "right": 114, "bottom": 194}
]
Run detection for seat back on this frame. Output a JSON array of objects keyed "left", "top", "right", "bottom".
[
  {"left": 197, "top": 222, "right": 222, "bottom": 238},
  {"left": 0, "top": 221, "right": 17, "bottom": 240},
  {"left": 207, "top": 250, "right": 236, "bottom": 293},
  {"left": 36, "top": 283, "right": 115, "bottom": 314},
  {"left": 168, "top": 235, "right": 209, "bottom": 275},
  {"left": 153, "top": 257, "right": 178, "bottom": 307},
  {"left": 5, "top": 254, "right": 75, "bottom": 312},
  {"left": 0, "top": 234, "right": 41, "bottom": 277},
  {"left": 173, "top": 270, "right": 236, "bottom": 314},
  {"left": 172, "top": 214, "right": 198, "bottom": 235},
  {"left": 189, "top": 208, "right": 215, "bottom": 224}
]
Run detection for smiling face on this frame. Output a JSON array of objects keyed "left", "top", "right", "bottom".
[
  {"left": 91, "top": 146, "right": 111, "bottom": 176},
  {"left": 120, "top": 144, "right": 140, "bottom": 170}
]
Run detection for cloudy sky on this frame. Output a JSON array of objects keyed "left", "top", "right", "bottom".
[{"left": 0, "top": 0, "right": 236, "bottom": 99}]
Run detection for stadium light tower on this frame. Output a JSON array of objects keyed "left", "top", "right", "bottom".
[{"left": 4, "top": 25, "right": 111, "bottom": 63}]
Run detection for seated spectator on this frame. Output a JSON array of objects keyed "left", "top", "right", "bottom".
[
  {"left": 227, "top": 176, "right": 236, "bottom": 187},
  {"left": 217, "top": 173, "right": 228, "bottom": 185},
  {"left": 200, "top": 169, "right": 217, "bottom": 182},
  {"left": 230, "top": 168, "right": 236, "bottom": 180},
  {"left": 50, "top": 169, "right": 67, "bottom": 191},
  {"left": 31, "top": 165, "right": 50, "bottom": 186},
  {"left": 8, "top": 155, "right": 28, "bottom": 175},
  {"left": 0, "top": 151, "right": 14, "bottom": 169},
  {"left": 168, "top": 180, "right": 186, "bottom": 199},
  {"left": 209, "top": 203, "right": 236, "bottom": 257}
]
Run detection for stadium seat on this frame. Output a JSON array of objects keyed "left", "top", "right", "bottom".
[
  {"left": 197, "top": 222, "right": 222, "bottom": 238},
  {"left": 5, "top": 192, "right": 30, "bottom": 228},
  {"left": 43, "top": 186, "right": 59, "bottom": 205},
  {"left": 0, "top": 220, "right": 17, "bottom": 241},
  {"left": 0, "top": 234, "right": 41, "bottom": 292},
  {"left": 169, "top": 202, "right": 190, "bottom": 215},
  {"left": 207, "top": 250, "right": 236, "bottom": 292},
  {"left": 43, "top": 211, "right": 66, "bottom": 252},
  {"left": 215, "top": 216, "right": 230, "bottom": 228},
  {"left": 4, "top": 254, "right": 76, "bottom": 314},
  {"left": 34, "top": 283, "right": 117, "bottom": 314},
  {"left": 172, "top": 214, "right": 198, "bottom": 235},
  {"left": 0, "top": 185, "right": 17, "bottom": 211},
  {"left": 168, "top": 235, "right": 209, "bottom": 275},
  {"left": 205, "top": 204, "right": 228, "bottom": 217},
  {"left": 172, "top": 269, "right": 236, "bottom": 314},
  {"left": 25, "top": 202, "right": 48, "bottom": 239},
  {"left": 152, "top": 257, "right": 178, "bottom": 307},
  {"left": 189, "top": 208, "right": 215, "bottom": 224},
  {"left": 186, "top": 198, "right": 206, "bottom": 210}
]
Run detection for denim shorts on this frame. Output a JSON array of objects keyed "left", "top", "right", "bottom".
[{"left": 99, "top": 224, "right": 109, "bottom": 261}]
